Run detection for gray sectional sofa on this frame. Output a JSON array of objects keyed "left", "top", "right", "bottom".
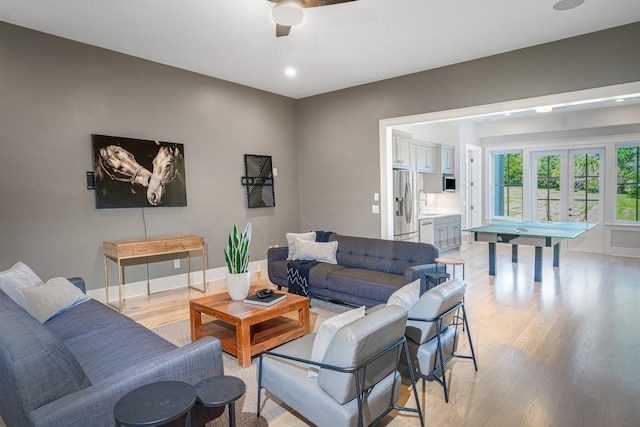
[
  {"left": 268, "top": 234, "right": 440, "bottom": 307},
  {"left": 0, "top": 278, "right": 224, "bottom": 427}
]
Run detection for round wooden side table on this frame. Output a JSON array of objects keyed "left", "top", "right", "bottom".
[{"left": 435, "top": 257, "right": 465, "bottom": 279}]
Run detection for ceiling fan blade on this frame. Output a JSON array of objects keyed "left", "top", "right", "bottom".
[
  {"left": 303, "top": 0, "right": 358, "bottom": 7},
  {"left": 276, "top": 24, "right": 292, "bottom": 37}
]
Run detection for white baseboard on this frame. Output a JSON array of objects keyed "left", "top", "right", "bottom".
[{"left": 87, "top": 259, "right": 267, "bottom": 303}]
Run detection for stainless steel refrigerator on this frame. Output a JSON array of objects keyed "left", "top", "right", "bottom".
[{"left": 393, "top": 169, "right": 418, "bottom": 241}]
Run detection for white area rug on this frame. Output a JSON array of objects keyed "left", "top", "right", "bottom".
[{"left": 150, "top": 297, "right": 352, "bottom": 427}]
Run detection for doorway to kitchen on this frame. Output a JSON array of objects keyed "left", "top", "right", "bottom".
[{"left": 378, "top": 81, "right": 640, "bottom": 241}]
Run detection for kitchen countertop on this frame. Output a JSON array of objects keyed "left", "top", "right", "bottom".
[{"left": 419, "top": 212, "right": 460, "bottom": 220}]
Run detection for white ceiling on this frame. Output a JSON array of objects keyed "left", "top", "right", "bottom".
[{"left": 1, "top": 0, "right": 639, "bottom": 99}]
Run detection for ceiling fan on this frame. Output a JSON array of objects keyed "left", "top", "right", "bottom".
[{"left": 267, "top": 0, "right": 359, "bottom": 37}]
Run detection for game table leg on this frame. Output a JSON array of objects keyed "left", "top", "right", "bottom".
[
  {"left": 553, "top": 243, "right": 560, "bottom": 268},
  {"left": 534, "top": 246, "right": 543, "bottom": 282},
  {"left": 489, "top": 242, "right": 496, "bottom": 276}
]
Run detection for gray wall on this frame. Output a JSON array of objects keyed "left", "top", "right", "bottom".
[
  {"left": 2, "top": 21, "right": 640, "bottom": 289},
  {"left": 0, "top": 23, "right": 300, "bottom": 289},
  {"left": 296, "top": 22, "right": 640, "bottom": 236}
]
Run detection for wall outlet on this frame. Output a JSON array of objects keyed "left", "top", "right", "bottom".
[
  {"left": 372, "top": 204, "right": 380, "bottom": 214},
  {"left": 173, "top": 259, "right": 180, "bottom": 269}
]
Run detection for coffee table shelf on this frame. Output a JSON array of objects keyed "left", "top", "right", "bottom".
[
  {"left": 190, "top": 289, "right": 310, "bottom": 367},
  {"left": 195, "top": 316, "right": 307, "bottom": 358}
]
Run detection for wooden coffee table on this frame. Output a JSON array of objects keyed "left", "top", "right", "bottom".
[{"left": 190, "top": 289, "right": 310, "bottom": 367}]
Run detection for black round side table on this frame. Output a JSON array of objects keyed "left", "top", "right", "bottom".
[
  {"left": 114, "top": 381, "right": 196, "bottom": 427},
  {"left": 194, "top": 376, "right": 246, "bottom": 427},
  {"left": 424, "top": 271, "right": 451, "bottom": 292}
]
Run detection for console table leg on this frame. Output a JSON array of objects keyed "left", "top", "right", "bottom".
[
  {"left": 187, "top": 252, "right": 192, "bottom": 287},
  {"left": 117, "top": 259, "right": 124, "bottom": 312}
]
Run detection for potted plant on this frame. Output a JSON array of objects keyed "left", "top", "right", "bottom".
[{"left": 224, "top": 222, "right": 252, "bottom": 300}]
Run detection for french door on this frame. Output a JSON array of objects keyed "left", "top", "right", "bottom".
[{"left": 532, "top": 148, "right": 604, "bottom": 253}]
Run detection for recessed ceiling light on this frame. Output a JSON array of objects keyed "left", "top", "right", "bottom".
[
  {"left": 285, "top": 67, "right": 296, "bottom": 77},
  {"left": 615, "top": 98, "right": 625, "bottom": 103},
  {"left": 535, "top": 106, "right": 553, "bottom": 113},
  {"left": 553, "top": 0, "right": 585, "bottom": 11}
]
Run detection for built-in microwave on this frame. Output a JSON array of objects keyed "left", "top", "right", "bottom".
[{"left": 443, "top": 174, "right": 456, "bottom": 192}]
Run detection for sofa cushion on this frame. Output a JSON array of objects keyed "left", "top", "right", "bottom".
[
  {"left": 406, "top": 324, "right": 458, "bottom": 376},
  {"left": 45, "top": 299, "right": 177, "bottom": 383},
  {"left": 329, "top": 234, "right": 438, "bottom": 275},
  {"left": 406, "top": 278, "right": 466, "bottom": 344},
  {"left": 21, "top": 277, "right": 89, "bottom": 323},
  {"left": 286, "top": 232, "right": 316, "bottom": 260},
  {"left": 387, "top": 279, "right": 420, "bottom": 310},
  {"left": 307, "top": 263, "right": 346, "bottom": 289},
  {"left": 325, "top": 268, "right": 405, "bottom": 302},
  {"left": 0, "top": 261, "right": 45, "bottom": 307},
  {"left": 0, "top": 291, "right": 91, "bottom": 416},
  {"left": 294, "top": 239, "right": 338, "bottom": 264},
  {"left": 318, "top": 305, "right": 408, "bottom": 405},
  {"left": 311, "top": 306, "right": 365, "bottom": 362}
]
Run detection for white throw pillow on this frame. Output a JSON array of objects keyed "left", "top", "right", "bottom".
[
  {"left": 0, "top": 261, "right": 45, "bottom": 307},
  {"left": 294, "top": 239, "right": 338, "bottom": 264},
  {"left": 20, "top": 277, "right": 89, "bottom": 323},
  {"left": 311, "top": 305, "right": 365, "bottom": 363},
  {"left": 387, "top": 279, "right": 420, "bottom": 310},
  {"left": 286, "top": 232, "right": 316, "bottom": 260}
]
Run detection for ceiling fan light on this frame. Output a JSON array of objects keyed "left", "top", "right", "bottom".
[{"left": 272, "top": 2, "right": 304, "bottom": 27}]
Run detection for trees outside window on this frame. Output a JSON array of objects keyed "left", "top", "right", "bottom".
[
  {"left": 617, "top": 145, "right": 640, "bottom": 222},
  {"left": 494, "top": 153, "right": 523, "bottom": 218}
]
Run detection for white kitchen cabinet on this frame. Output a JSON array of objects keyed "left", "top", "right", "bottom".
[
  {"left": 415, "top": 141, "right": 438, "bottom": 173},
  {"left": 441, "top": 145, "right": 455, "bottom": 174},
  {"left": 392, "top": 131, "right": 413, "bottom": 169},
  {"left": 433, "top": 214, "right": 461, "bottom": 252},
  {"left": 419, "top": 218, "right": 435, "bottom": 244}
]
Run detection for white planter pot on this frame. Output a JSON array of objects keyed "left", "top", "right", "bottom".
[{"left": 225, "top": 272, "right": 251, "bottom": 300}]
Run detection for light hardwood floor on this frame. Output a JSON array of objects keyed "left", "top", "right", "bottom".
[{"left": 124, "top": 242, "right": 640, "bottom": 427}]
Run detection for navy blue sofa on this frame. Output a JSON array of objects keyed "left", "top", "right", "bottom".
[
  {"left": 268, "top": 234, "right": 440, "bottom": 307},
  {"left": 0, "top": 278, "right": 224, "bottom": 427}
]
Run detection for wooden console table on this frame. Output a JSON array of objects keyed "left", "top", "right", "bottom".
[{"left": 103, "top": 235, "right": 207, "bottom": 312}]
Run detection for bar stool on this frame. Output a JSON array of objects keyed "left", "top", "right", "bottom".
[{"left": 435, "top": 257, "right": 465, "bottom": 280}]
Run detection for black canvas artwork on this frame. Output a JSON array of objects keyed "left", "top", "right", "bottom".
[{"left": 92, "top": 134, "right": 187, "bottom": 209}]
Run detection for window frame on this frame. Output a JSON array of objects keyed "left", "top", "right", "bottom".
[
  {"left": 491, "top": 150, "right": 524, "bottom": 219},
  {"left": 615, "top": 143, "right": 640, "bottom": 223}
]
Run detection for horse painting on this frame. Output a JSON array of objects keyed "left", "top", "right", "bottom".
[
  {"left": 97, "top": 145, "right": 152, "bottom": 191},
  {"left": 147, "top": 145, "right": 182, "bottom": 206},
  {"left": 92, "top": 135, "right": 187, "bottom": 209}
]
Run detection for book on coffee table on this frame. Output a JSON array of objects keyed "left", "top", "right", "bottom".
[{"left": 244, "top": 292, "right": 287, "bottom": 306}]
